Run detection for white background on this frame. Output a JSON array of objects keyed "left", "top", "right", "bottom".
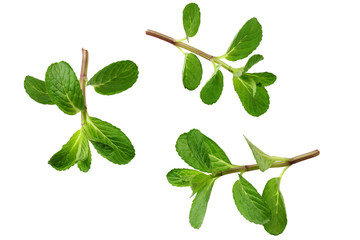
[{"left": 1, "top": 0, "right": 359, "bottom": 239}]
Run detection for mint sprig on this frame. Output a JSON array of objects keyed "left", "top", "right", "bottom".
[
  {"left": 24, "top": 49, "right": 139, "bottom": 172},
  {"left": 146, "top": 3, "right": 276, "bottom": 117},
  {"left": 167, "top": 129, "right": 319, "bottom": 235}
]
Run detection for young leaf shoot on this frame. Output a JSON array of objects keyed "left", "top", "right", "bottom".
[
  {"left": 146, "top": 3, "right": 277, "bottom": 116},
  {"left": 24, "top": 49, "right": 139, "bottom": 172},
  {"left": 167, "top": 129, "right": 319, "bottom": 235}
]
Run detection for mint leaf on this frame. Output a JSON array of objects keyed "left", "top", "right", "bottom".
[
  {"left": 77, "top": 143, "right": 92, "bottom": 173},
  {"left": 245, "top": 136, "right": 290, "bottom": 172},
  {"left": 182, "top": 53, "right": 203, "bottom": 90},
  {"left": 243, "top": 54, "right": 264, "bottom": 73},
  {"left": 233, "top": 175, "right": 271, "bottom": 224},
  {"left": 244, "top": 136, "right": 275, "bottom": 171},
  {"left": 167, "top": 168, "right": 204, "bottom": 187},
  {"left": 209, "top": 154, "right": 233, "bottom": 172},
  {"left": 241, "top": 72, "right": 276, "bottom": 87},
  {"left": 233, "top": 76, "right": 269, "bottom": 116},
  {"left": 183, "top": 3, "right": 201, "bottom": 39},
  {"left": 24, "top": 76, "right": 54, "bottom": 105},
  {"left": 189, "top": 178, "right": 215, "bottom": 229},
  {"left": 45, "top": 61, "right": 85, "bottom": 115},
  {"left": 200, "top": 68, "right": 223, "bottom": 105},
  {"left": 48, "top": 129, "right": 90, "bottom": 171},
  {"left": 262, "top": 178, "right": 287, "bottom": 235},
  {"left": 189, "top": 173, "right": 212, "bottom": 196},
  {"left": 224, "top": 18, "right": 262, "bottom": 61},
  {"left": 87, "top": 60, "right": 138, "bottom": 95},
  {"left": 176, "top": 129, "right": 231, "bottom": 173},
  {"left": 83, "top": 116, "right": 135, "bottom": 165}
]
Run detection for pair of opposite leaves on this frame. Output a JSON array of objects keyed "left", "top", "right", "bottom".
[{"left": 24, "top": 60, "right": 139, "bottom": 172}]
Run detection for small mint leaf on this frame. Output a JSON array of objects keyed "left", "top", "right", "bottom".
[
  {"left": 183, "top": 3, "right": 201, "bottom": 39},
  {"left": 243, "top": 54, "right": 264, "bottom": 73},
  {"left": 262, "top": 178, "right": 287, "bottom": 235},
  {"left": 233, "top": 175, "right": 271, "bottom": 224},
  {"left": 182, "top": 53, "right": 203, "bottom": 90},
  {"left": 244, "top": 136, "right": 290, "bottom": 172},
  {"left": 241, "top": 72, "right": 276, "bottom": 87},
  {"left": 48, "top": 129, "right": 90, "bottom": 171},
  {"left": 87, "top": 60, "right": 138, "bottom": 95},
  {"left": 233, "top": 76, "right": 269, "bottom": 116},
  {"left": 166, "top": 168, "right": 204, "bottom": 187},
  {"left": 200, "top": 68, "right": 223, "bottom": 105},
  {"left": 24, "top": 76, "right": 54, "bottom": 105},
  {"left": 189, "top": 177, "right": 215, "bottom": 229}
]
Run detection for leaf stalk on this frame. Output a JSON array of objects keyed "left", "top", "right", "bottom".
[
  {"left": 80, "top": 48, "right": 89, "bottom": 125},
  {"left": 146, "top": 29, "right": 234, "bottom": 73}
]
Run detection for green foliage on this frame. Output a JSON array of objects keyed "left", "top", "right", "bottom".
[
  {"left": 182, "top": 53, "right": 203, "bottom": 90},
  {"left": 175, "top": 129, "right": 232, "bottom": 173},
  {"left": 233, "top": 174, "right": 271, "bottom": 224},
  {"left": 147, "top": 3, "right": 277, "bottom": 117},
  {"left": 233, "top": 77, "right": 270, "bottom": 116},
  {"left": 87, "top": 60, "right": 138, "bottom": 95},
  {"left": 243, "top": 54, "right": 264, "bottom": 73},
  {"left": 200, "top": 68, "right": 223, "bottom": 105},
  {"left": 24, "top": 76, "right": 54, "bottom": 105},
  {"left": 168, "top": 129, "right": 318, "bottom": 235},
  {"left": 24, "top": 50, "right": 138, "bottom": 171},
  {"left": 83, "top": 115, "right": 135, "bottom": 165},
  {"left": 167, "top": 168, "right": 204, "bottom": 187},
  {"left": 224, "top": 18, "right": 262, "bottom": 61},
  {"left": 262, "top": 178, "right": 287, "bottom": 235},
  {"left": 245, "top": 136, "right": 290, "bottom": 171},
  {"left": 183, "top": 3, "right": 201, "bottom": 39},
  {"left": 45, "top": 61, "right": 85, "bottom": 115},
  {"left": 48, "top": 129, "right": 90, "bottom": 171},
  {"left": 189, "top": 177, "right": 215, "bottom": 229}
]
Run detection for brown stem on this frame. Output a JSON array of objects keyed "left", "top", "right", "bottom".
[
  {"left": 214, "top": 150, "right": 320, "bottom": 177},
  {"left": 146, "top": 29, "right": 234, "bottom": 72},
  {"left": 80, "top": 48, "right": 89, "bottom": 125}
]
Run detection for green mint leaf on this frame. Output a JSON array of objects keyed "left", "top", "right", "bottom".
[
  {"left": 233, "top": 175, "right": 271, "bottom": 224},
  {"left": 241, "top": 72, "right": 276, "bottom": 87},
  {"left": 182, "top": 53, "right": 203, "bottom": 90},
  {"left": 45, "top": 61, "right": 85, "bottom": 115},
  {"left": 209, "top": 154, "right": 234, "bottom": 172},
  {"left": 77, "top": 143, "right": 92, "bottom": 173},
  {"left": 200, "top": 68, "right": 223, "bottom": 105},
  {"left": 244, "top": 136, "right": 290, "bottom": 172},
  {"left": 175, "top": 129, "right": 231, "bottom": 173},
  {"left": 243, "top": 54, "right": 264, "bottom": 73},
  {"left": 83, "top": 115, "right": 135, "bottom": 165},
  {"left": 224, "top": 18, "right": 262, "bottom": 61},
  {"left": 233, "top": 76, "right": 269, "bottom": 116},
  {"left": 244, "top": 136, "right": 275, "bottom": 171},
  {"left": 189, "top": 173, "right": 212, "bottom": 196},
  {"left": 262, "top": 178, "right": 287, "bottom": 235},
  {"left": 24, "top": 76, "right": 54, "bottom": 105},
  {"left": 167, "top": 168, "right": 204, "bottom": 187},
  {"left": 183, "top": 3, "right": 201, "bottom": 39},
  {"left": 186, "top": 129, "right": 212, "bottom": 172},
  {"left": 48, "top": 129, "right": 90, "bottom": 171},
  {"left": 87, "top": 60, "right": 138, "bottom": 95},
  {"left": 189, "top": 178, "right": 215, "bottom": 229}
]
